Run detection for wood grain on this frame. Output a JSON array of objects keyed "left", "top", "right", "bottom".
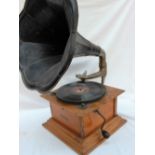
[
  {"left": 42, "top": 85, "right": 126, "bottom": 155},
  {"left": 43, "top": 116, "right": 126, "bottom": 155},
  {"left": 41, "top": 85, "right": 124, "bottom": 117}
]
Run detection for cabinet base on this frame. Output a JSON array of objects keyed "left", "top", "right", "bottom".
[{"left": 43, "top": 115, "right": 126, "bottom": 155}]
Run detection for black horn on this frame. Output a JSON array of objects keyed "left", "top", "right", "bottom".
[{"left": 19, "top": 0, "right": 107, "bottom": 92}]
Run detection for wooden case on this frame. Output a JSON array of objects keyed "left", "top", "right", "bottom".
[{"left": 42, "top": 86, "right": 126, "bottom": 155}]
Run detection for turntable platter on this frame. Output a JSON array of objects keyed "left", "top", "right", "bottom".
[{"left": 56, "top": 81, "right": 106, "bottom": 104}]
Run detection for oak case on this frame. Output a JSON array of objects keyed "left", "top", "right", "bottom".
[{"left": 42, "top": 86, "right": 126, "bottom": 155}]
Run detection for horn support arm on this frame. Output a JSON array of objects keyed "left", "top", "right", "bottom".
[{"left": 74, "top": 45, "right": 107, "bottom": 84}]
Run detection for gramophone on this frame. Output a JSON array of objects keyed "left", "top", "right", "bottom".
[{"left": 19, "top": 0, "right": 126, "bottom": 154}]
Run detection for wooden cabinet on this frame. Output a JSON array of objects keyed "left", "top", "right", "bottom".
[{"left": 42, "top": 86, "right": 126, "bottom": 155}]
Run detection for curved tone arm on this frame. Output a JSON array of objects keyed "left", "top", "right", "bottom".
[{"left": 76, "top": 48, "right": 107, "bottom": 84}]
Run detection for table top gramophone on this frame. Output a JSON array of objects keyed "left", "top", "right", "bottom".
[{"left": 19, "top": 0, "right": 126, "bottom": 154}]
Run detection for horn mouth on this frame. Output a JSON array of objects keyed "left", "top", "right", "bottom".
[
  {"left": 19, "top": 0, "right": 78, "bottom": 92},
  {"left": 19, "top": 0, "right": 106, "bottom": 92}
]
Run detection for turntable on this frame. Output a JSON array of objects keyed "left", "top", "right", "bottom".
[{"left": 19, "top": 0, "right": 126, "bottom": 154}]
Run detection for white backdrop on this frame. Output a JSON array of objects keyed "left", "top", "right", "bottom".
[{"left": 19, "top": 0, "right": 135, "bottom": 155}]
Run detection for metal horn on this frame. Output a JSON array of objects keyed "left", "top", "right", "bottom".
[{"left": 19, "top": 0, "right": 107, "bottom": 92}]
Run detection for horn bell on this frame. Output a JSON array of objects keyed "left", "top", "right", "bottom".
[{"left": 19, "top": 0, "right": 106, "bottom": 92}]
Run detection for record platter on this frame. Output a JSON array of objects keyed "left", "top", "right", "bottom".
[
  {"left": 56, "top": 81, "right": 106, "bottom": 104},
  {"left": 19, "top": 0, "right": 127, "bottom": 154}
]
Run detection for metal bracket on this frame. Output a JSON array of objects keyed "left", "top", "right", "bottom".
[{"left": 76, "top": 49, "right": 107, "bottom": 84}]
